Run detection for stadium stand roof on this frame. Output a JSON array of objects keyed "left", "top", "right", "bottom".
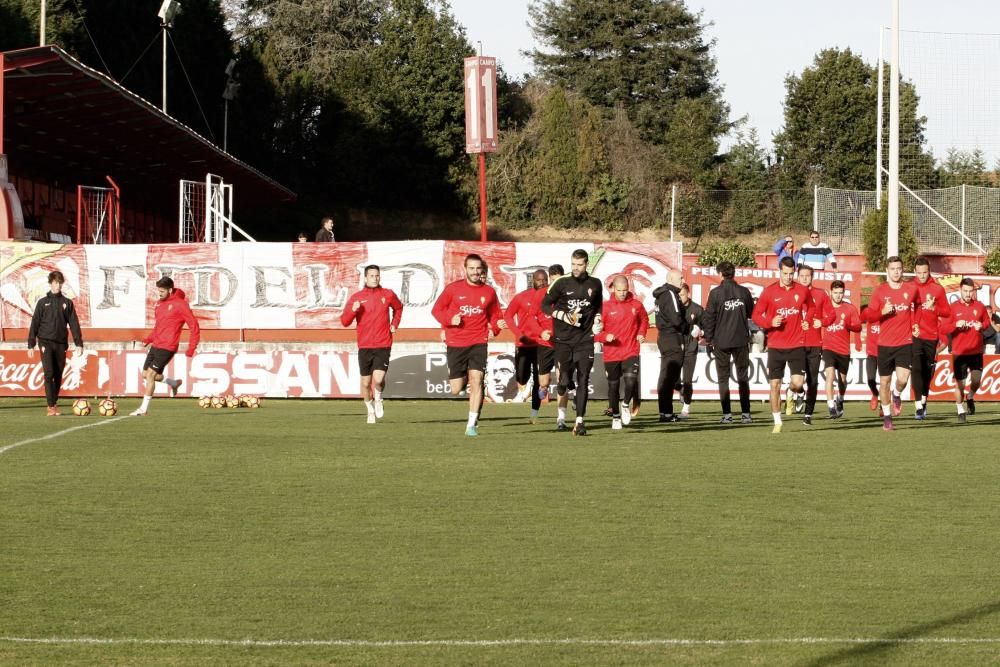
[{"left": 0, "top": 44, "right": 295, "bottom": 207}]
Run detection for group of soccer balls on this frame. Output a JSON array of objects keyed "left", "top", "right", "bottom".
[
  {"left": 197, "top": 394, "right": 263, "bottom": 409},
  {"left": 71, "top": 398, "right": 119, "bottom": 417}
]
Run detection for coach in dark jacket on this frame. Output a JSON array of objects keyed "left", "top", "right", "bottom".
[
  {"left": 652, "top": 270, "right": 685, "bottom": 421},
  {"left": 27, "top": 270, "right": 83, "bottom": 413},
  {"left": 701, "top": 261, "right": 755, "bottom": 422},
  {"left": 676, "top": 283, "right": 704, "bottom": 416}
]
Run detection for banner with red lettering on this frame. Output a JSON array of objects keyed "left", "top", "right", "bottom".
[
  {"left": 1, "top": 345, "right": 995, "bottom": 401},
  {"left": 0, "top": 241, "right": 682, "bottom": 330}
]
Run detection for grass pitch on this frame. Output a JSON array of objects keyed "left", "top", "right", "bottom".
[{"left": 2, "top": 396, "right": 1000, "bottom": 665}]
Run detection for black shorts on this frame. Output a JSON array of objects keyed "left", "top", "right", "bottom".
[
  {"left": 912, "top": 337, "right": 938, "bottom": 365},
  {"left": 822, "top": 350, "right": 851, "bottom": 375},
  {"left": 877, "top": 344, "right": 911, "bottom": 376},
  {"left": 767, "top": 348, "right": 806, "bottom": 380},
  {"left": 143, "top": 346, "right": 175, "bottom": 373},
  {"left": 953, "top": 353, "right": 984, "bottom": 381},
  {"left": 537, "top": 345, "right": 556, "bottom": 375},
  {"left": 446, "top": 344, "right": 488, "bottom": 380},
  {"left": 555, "top": 341, "right": 595, "bottom": 370},
  {"left": 358, "top": 347, "right": 391, "bottom": 376},
  {"left": 605, "top": 355, "right": 640, "bottom": 380},
  {"left": 514, "top": 346, "right": 538, "bottom": 385}
]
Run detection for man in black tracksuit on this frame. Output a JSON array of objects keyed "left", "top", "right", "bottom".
[
  {"left": 653, "top": 269, "right": 685, "bottom": 421},
  {"left": 676, "top": 283, "right": 704, "bottom": 418},
  {"left": 701, "top": 261, "right": 755, "bottom": 423},
  {"left": 541, "top": 249, "right": 603, "bottom": 436},
  {"left": 27, "top": 270, "right": 84, "bottom": 415}
]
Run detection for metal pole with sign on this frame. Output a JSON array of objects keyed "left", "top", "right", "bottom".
[{"left": 464, "top": 56, "right": 498, "bottom": 242}]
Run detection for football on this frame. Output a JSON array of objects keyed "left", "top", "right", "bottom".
[
  {"left": 98, "top": 398, "right": 118, "bottom": 417},
  {"left": 72, "top": 399, "right": 91, "bottom": 416},
  {"left": 224, "top": 395, "right": 240, "bottom": 409},
  {"left": 210, "top": 396, "right": 225, "bottom": 409},
  {"left": 198, "top": 396, "right": 212, "bottom": 409},
  {"left": 237, "top": 395, "right": 250, "bottom": 408},
  {"left": 245, "top": 395, "right": 261, "bottom": 409}
]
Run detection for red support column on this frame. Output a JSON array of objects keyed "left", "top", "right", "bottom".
[{"left": 478, "top": 152, "right": 487, "bottom": 242}]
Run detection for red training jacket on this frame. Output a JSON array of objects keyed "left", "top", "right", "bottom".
[
  {"left": 143, "top": 289, "right": 200, "bottom": 355},
  {"left": 822, "top": 301, "right": 862, "bottom": 355},
  {"left": 521, "top": 307, "right": 554, "bottom": 348},
  {"left": 913, "top": 279, "right": 952, "bottom": 342},
  {"left": 340, "top": 286, "right": 404, "bottom": 349},
  {"left": 803, "top": 286, "right": 836, "bottom": 347},
  {"left": 595, "top": 291, "right": 649, "bottom": 362},
  {"left": 864, "top": 282, "right": 919, "bottom": 348},
  {"left": 751, "top": 281, "right": 813, "bottom": 350},
  {"left": 865, "top": 321, "right": 880, "bottom": 357},
  {"left": 945, "top": 299, "right": 991, "bottom": 356},
  {"left": 504, "top": 287, "right": 546, "bottom": 348},
  {"left": 431, "top": 279, "right": 503, "bottom": 347}
]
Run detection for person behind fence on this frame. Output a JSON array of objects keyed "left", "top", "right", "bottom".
[
  {"left": 27, "top": 270, "right": 84, "bottom": 416},
  {"left": 797, "top": 230, "right": 837, "bottom": 271},
  {"left": 297, "top": 231, "right": 309, "bottom": 242},
  {"left": 701, "top": 261, "right": 754, "bottom": 424},
  {"left": 773, "top": 235, "right": 800, "bottom": 265},
  {"left": 315, "top": 216, "right": 336, "bottom": 242},
  {"left": 653, "top": 269, "right": 685, "bottom": 423}
]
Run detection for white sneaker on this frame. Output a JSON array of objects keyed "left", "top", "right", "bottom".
[
  {"left": 167, "top": 379, "right": 182, "bottom": 397},
  {"left": 620, "top": 402, "right": 631, "bottom": 426},
  {"left": 374, "top": 398, "right": 384, "bottom": 419},
  {"left": 366, "top": 413, "right": 376, "bottom": 424},
  {"left": 612, "top": 418, "right": 622, "bottom": 430},
  {"left": 129, "top": 409, "right": 146, "bottom": 417}
]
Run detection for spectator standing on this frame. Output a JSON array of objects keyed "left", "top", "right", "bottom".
[
  {"left": 797, "top": 231, "right": 838, "bottom": 271},
  {"left": 315, "top": 217, "right": 336, "bottom": 242}
]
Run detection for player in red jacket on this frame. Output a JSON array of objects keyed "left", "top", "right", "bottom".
[
  {"left": 504, "top": 269, "right": 549, "bottom": 421},
  {"left": 795, "top": 265, "right": 836, "bottom": 424},
  {"left": 341, "top": 265, "right": 404, "bottom": 424},
  {"left": 131, "top": 276, "right": 200, "bottom": 416},
  {"left": 431, "top": 253, "right": 506, "bottom": 436},
  {"left": 751, "top": 256, "right": 813, "bottom": 434},
  {"left": 821, "top": 280, "right": 862, "bottom": 418},
  {"left": 911, "top": 256, "right": 953, "bottom": 420},
  {"left": 942, "top": 277, "right": 991, "bottom": 422},
  {"left": 595, "top": 275, "right": 649, "bottom": 430},
  {"left": 863, "top": 256, "right": 920, "bottom": 430},
  {"left": 862, "top": 320, "right": 881, "bottom": 412},
  {"left": 519, "top": 265, "right": 563, "bottom": 422}
]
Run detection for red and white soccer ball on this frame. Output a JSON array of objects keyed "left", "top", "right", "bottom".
[
  {"left": 210, "top": 396, "right": 225, "bottom": 409},
  {"left": 98, "top": 398, "right": 118, "bottom": 417},
  {"left": 197, "top": 396, "right": 212, "bottom": 409},
  {"left": 244, "top": 395, "right": 262, "bottom": 409},
  {"left": 224, "top": 395, "right": 240, "bottom": 409},
  {"left": 72, "top": 399, "right": 91, "bottom": 416}
]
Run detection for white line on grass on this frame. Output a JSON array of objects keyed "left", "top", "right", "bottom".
[
  {"left": 0, "top": 416, "right": 129, "bottom": 456},
  {"left": 4, "top": 636, "right": 1000, "bottom": 648}
]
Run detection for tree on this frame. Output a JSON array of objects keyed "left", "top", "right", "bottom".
[
  {"left": 526, "top": 87, "right": 580, "bottom": 227},
  {"left": 0, "top": 0, "right": 84, "bottom": 52},
  {"left": 862, "top": 197, "right": 919, "bottom": 271},
  {"left": 722, "top": 129, "right": 775, "bottom": 233},
  {"left": 662, "top": 96, "right": 721, "bottom": 187},
  {"left": 939, "top": 148, "right": 989, "bottom": 187},
  {"left": 528, "top": 0, "right": 728, "bottom": 144}
]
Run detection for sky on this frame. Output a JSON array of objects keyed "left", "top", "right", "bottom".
[{"left": 448, "top": 0, "right": 1000, "bottom": 161}]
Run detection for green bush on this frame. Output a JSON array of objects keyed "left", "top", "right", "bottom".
[
  {"left": 983, "top": 247, "right": 1000, "bottom": 276},
  {"left": 697, "top": 241, "right": 758, "bottom": 268},
  {"left": 861, "top": 199, "right": 919, "bottom": 271}
]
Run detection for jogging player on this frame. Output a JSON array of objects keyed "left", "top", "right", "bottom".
[
  {"left": 863, "top": 320, "right": 881, "bottom": 412},
  {"left": 541, "top": 249, "right": 603, "bottom": 435},
  {"left": 341, "top": 265, "right": 404, "bottom": 424},
  {"left": 943, "top": 277, "right": 990, "bottom": 422},
  {"left": 821, "top": 280, "right": 861, "bottom": 418},
  {"left": 27, "top": 270, "right": 83, "bottom": 416},
  {"left": 595, "top": 275, "right": 648, "bottom": 430},
  {"left": 701, "top": 261, "right": 754, "bottom": 424},
  {"left": 796, "top": 265, "right": 835, "bottom": 425},
  {"left": 863, "top": 256, "right": 920, "bottom": 431},
  {"left": 752, "top": 256, "right": 813, "bottom": 434},
  {"left": 505, "top": 269, "right": 549, "bottom": 421},
  {"left": 911, "top": 256, "right": 952, "bottom": 420},
  {"left": 132, "top": 276, "right": 200, "bottom": 416},
  {"left": 431, "top": 253, "right": 506, "bottom": 437}
]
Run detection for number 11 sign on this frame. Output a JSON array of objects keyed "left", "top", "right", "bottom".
[{"left": 464, "top": 57, "right": 498, "bottom": 154}]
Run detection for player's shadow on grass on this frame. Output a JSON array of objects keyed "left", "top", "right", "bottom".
[{"left": 804, "top": 599, "right": 1000, "bottom": 666}]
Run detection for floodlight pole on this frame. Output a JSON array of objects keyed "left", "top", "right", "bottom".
[
  {"left": 161, "top": 22, "right": 168, "bottom": 113},
  {"left": 876, "top": 25, "right": 884, "bottom": 207},
  {"left": 888, "top": 0, "right": 901, "bottom": 258},
  {"left": 40, "top": 0, "right": 46, "bottom": 45}
]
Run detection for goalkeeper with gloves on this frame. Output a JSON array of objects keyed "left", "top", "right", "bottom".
[{"left": 541, "top": 248, "right": 603, "bottom": 436}]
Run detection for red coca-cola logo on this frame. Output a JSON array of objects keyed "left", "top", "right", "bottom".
[
  {"left": 928, "top": 357, "right": 1000, "bottom": 398},
  {"left": 0, "top": 355, "right": 46, "bottom": 391}
]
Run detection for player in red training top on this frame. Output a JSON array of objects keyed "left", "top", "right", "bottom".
[
  {"left": 910, "top": 256, "right": 952, "bottom": 420},
  {"left": 341, "top": 265, "right": 404, "bottom": 424},
  {"left": 519, "top": 265, "right": 563, "bottom": 422},
  {"left": 504, "top": 269, "right": 549, "bottom": 422},
  {"left": 942, "top": 277, "right": 991, "bottom": 422},
  {"left": 862, "top": 320, "right": 881, "bottom": 412},
  {"left": 131, "top": 276, "right": 200, "bottom": 416},
  {"left": 864, "top": 256, "right": 920, "bottom": 431},
  {"left": 751, "top": 256, "right": 813, "bottom": 434},
  {"left": 821, "top": 280, "right": 861, "bottom": 419},
  {"left": 431, "top": 253, "right": 506, "bottom": 437},
  {"left": 795, "top": 265, "right": 835, "bottom": 425},
  {"left": 595, "top": 275, "right": 648, "bottom": 430}
]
